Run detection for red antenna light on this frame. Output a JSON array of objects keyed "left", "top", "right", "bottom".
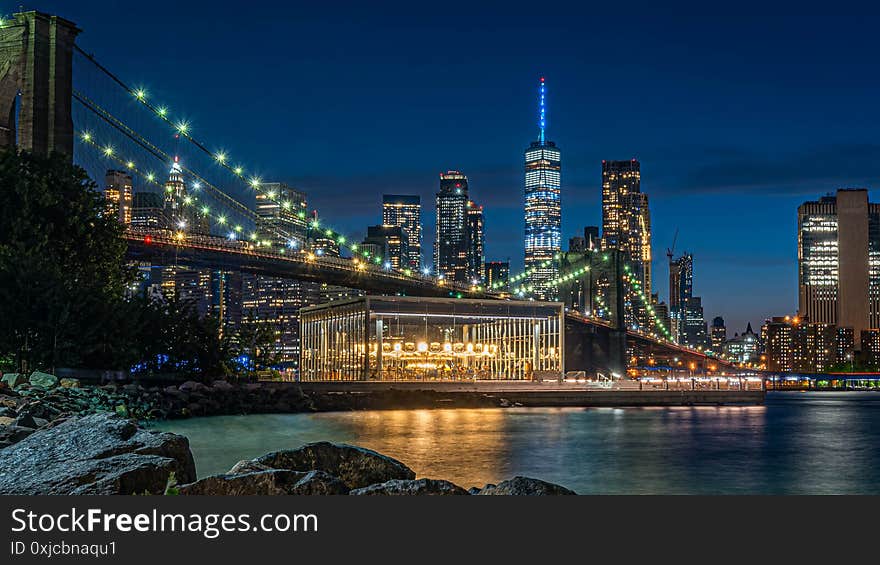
[{"left": 144, "top": 235, "right": 152, "bottom": 245}]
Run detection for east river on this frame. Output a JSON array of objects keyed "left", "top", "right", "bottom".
[{"left": 155, "top": 391, "right": 880, "bottom": 494}]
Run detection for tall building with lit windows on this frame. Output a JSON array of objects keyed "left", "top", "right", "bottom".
[
  {"left": 382, "top": 195, "right": 422, "bottom": 270},
  {"left": 435, "top": 171, "right": 469, "bottom": 283},
  {"left": 104, "top": 169, "right": 132, "bottom": 225},
  {"left": 467, "top": 201, "right": 485, "bottom": 283},
  {"left": 798, "top": 189, "right": 880, "bottom": 348},
  {"left": 255, "top": 182, "right": 308, "bottom": 248},
  {"left": 601, "top": 159, "right": 652, "bottom": 305},
  {"left": 163, "top": 156, "right": 186, "bottom": 228},
  {"left": 524, "top": 76, "right": 561, "bottom": 300}
]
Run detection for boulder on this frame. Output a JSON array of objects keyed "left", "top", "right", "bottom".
[
  {"left": 0, "top": 416, "right": 14, "bottom": 426},
  {"left": 252, "top": 442, "right": 415, "bottom": 489},
  {"left": 28, "top": 371, "right": 58, "bottom": 389},
  {"left": 179, "top": 381, "right": 207, "bottom": 392},
  {"left": 477, "top": 476, "right": 576, "bottom": 495},
  {"left": 211, "top": 380, "right": 234, "bottom": 391},
  {"left": 2, "top": 373, "right": 27, "bottom": 388},
  {"left": 178, "top": 469, "right": 349, "bottom": 495},
  {"left": 228, "top": 459, "right": 273, "bottom": 474},
  {"left": 350, "top": 478, "right": 470, "bottom": 496},
  {"left": 0, "top": 425, "right": 36, "bottom": 449},
  {"left": 59, "top": 378, "right": 81, "bottom": 389},
  {"left": 0, "top": 413, "right": 196, "bottom": 494}
]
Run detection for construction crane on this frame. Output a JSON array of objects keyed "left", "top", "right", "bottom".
[{"left": 666, "top": 228, "right": 679, "bottom": 263}]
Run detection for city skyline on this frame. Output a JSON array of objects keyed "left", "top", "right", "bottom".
[{"left": 34, "top": 1, "right": 880, "bottom": 333}]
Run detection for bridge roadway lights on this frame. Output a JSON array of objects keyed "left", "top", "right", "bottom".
[{"left": 123, "top": 232, "right": 492, "bottom": 299}]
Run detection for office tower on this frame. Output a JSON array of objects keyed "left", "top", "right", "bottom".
[
  {"left": 383, "top": 195, "right": 422, "bottom": 270},
  {"left": 241, "top": 274, "right": 313, "bottom": 367},
  {"left": 484, "top": 260, "right": 510, "bottom": 292},
  {"left": 104, "top": 169, "right": 132, "bottom": 225},
  {"left": 131, "top": 192, "right": 165, "bottom": 229},
  {"left": 467, "top": 201, "right": 485, "bottom": 283},
  {"left": 798, "top": 188, "right": 880, "bottom": 348},
  {"left": 710, "top": 316, "right": 727, "bottom": 352},
  {"left": 363, "top": 225, "right": 409, "bottom": 270},
  {"left": 669, "top": 253, "right": 693, "bottom": 342},
  {"left": 163, "top": 156, "right": 187, "bottom": 228},
  {"left": 683, "top": 296, "right": 708, "bottom": 348},
  {"left": 247, "top": 184, "right": 319, "bottom": 369},
  {"left": 435, "top": 171, "right": 469, "bottom": 283},
  {"left": 763, "top": 317, "right": 793, "bottom": 372},
  {"left": 256, "top": 182, "right": 308, "bottom": 248},
  {"left": 524, "top": 77, "right": 562, "bottom": 300},
  {"left": 601, "top": 159, "right": 652, "bottom": 303}
]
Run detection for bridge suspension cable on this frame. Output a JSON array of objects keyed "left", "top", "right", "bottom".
[
  {"left": 73, "top": 46, "right": 438, "bottom": 284},
  {"left": 72, "top": 89, "right": 285, "bottom": 238}
]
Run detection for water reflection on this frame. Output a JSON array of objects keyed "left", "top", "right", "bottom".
[{"left": 155, "top": 392, "right": 880, "bottom": 494}]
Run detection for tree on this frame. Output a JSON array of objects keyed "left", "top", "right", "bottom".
[{"left": 0, "top": 149, "right": 132, "bottom": 372}]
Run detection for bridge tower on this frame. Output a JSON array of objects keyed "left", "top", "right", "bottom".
[
  {"left": 559, "top": 249, "right": 628, "bottom": 376},
  {"left": 0, "top": 11, "right": 79, "bottom": 158}
]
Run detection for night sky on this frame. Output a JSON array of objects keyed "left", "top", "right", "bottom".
[{"left": 34, "top": 0, "right": 880, "bottom": 334}]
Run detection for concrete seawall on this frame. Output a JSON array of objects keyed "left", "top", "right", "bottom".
[{"left": 276, "top": 381, "right": 765, "bottom": 409}]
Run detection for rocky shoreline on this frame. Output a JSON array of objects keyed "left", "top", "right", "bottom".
[
  {"left": 0, "top": 413, "right": 576, "bottom": 495},
  {"left": 1, "top": 373, "right": 574, "bottom": 495}
]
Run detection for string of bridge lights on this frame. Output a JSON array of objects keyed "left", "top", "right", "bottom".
[
  {"left": 78, "top": 129, "right": 446, "bottom": 279},
  {"left": 123, "top": 86, "right": 427, "bottom": 278},
  {"left": 73, "top": 48, "right": 425, "bottom": 279},
  {"left": 79, "top": 130, "right": 279, "bottom": 246}
]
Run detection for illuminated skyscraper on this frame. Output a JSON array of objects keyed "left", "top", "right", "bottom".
[
  {"left": 524, "top": 76, "right": 561, "bottom": 300},
  {"left": 601, "top": 159, "right": 651, "bottom": 298},
  {"left": 467, "top": 201, "right": 485, "bottom": 283},
  {"left": 163, "top": 156, "right": 186, "bottom": 229},
  {"left": 363, "top": 224, "right": 409, "bottom": 270},
  {"left": 798, "top": 189, "right": 880, "bottom": 348},
  {"left": 255, "top": 182, "right": 308, "bottom": 248},
  {"left": 435, "top": 171, "right": 469, "bottom": 283},
  {"left": 104, "top": 169, "right": 132, "bottom": 225},
  {"left": 383, "top": 195, "right": 422, "bottom": 270}
]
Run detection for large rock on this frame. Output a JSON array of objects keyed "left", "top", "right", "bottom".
[
  {"left": 28, "top": 371, "right": 58, "bottom": 389},
  {"left": 0, "top": 413, "right": 196, "bottom": 494},
  {"left": 59, "top": 378, "right": 81, "bottom": 389},
  {"left": 0, "top": 425, "right": 35, "bottom": 448},
  {"left": 178, "top": 469, "right": 349, "bottom": 495},
  {"left": 252, "top": 442, "right": 415, "bottom": 489},
  {"left": 228, "top": 459, "right": 273, "bottom": 474},
  {"left": 477, "top": 476, "right": 576, "bottom": 495},
  {"left": 2, "top": 373, "right": 27, "bottom": 388},
  {"left": 350, "top": 478, "right": 470, "bottom": 496}
]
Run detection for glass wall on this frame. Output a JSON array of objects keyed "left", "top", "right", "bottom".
[{"left": 300, "top": 296, "right": 563, "bottom": 381}]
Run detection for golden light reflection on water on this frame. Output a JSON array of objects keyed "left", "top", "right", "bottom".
[
  {"left": 156, "top": 395, "right": 880, "bottom": 494},
  {"left": 314, "top": 408, "right": 512, "bottom": 489}
]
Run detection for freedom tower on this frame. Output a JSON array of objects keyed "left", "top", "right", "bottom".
[{"left": 524, "top": 76, "right": 562, "bottom": 300}]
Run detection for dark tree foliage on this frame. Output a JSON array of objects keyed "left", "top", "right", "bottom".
[
  {"left": 0, "top": 149, "right": 131, "bottom": 371},
  {"left": 0, "top": 150, "right": 241, "bottom": 380}
]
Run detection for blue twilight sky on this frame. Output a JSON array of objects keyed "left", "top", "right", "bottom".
[{"left": 32, "top": 0, "right": 880, "bottom": 333}]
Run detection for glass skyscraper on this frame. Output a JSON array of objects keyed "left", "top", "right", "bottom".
[
  {"left": 382, "top": 194, "right": 422, "bottom": 270},
  {"left": 435, "top": 171, "right": 470, "bottom": 284},
  {"left": 524, "top": 77, "right": 561, "bottom": 300}
]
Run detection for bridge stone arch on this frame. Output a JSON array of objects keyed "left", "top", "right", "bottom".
[{"left": 0, "top": 11, "right": 79, "bottom": 158}]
